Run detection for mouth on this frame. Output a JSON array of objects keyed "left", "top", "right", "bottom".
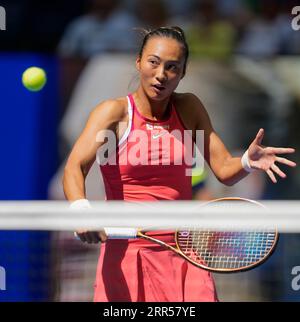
[{"left": 152, "top": 84, "right": 166, "bottom": 93}]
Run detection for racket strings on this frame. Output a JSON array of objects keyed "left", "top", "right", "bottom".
[{"left": 177, "top": 229, "right": 276, "bottom": 270}]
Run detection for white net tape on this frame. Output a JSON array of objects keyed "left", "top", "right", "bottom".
[{"left": 0, "top": 200, "right": 299, "bottom": 232}]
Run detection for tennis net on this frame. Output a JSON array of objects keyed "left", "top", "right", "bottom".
[{"left": 0, "top": 200, "right": 299, "bottom": 302}]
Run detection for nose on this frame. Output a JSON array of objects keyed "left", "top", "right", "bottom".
[{"left": 155, "top": 66, "right": 167, "bottom": 83}]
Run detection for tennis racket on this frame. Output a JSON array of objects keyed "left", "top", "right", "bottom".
[{"left": 105, "top": 197, "right": 279, "bottom": 273}]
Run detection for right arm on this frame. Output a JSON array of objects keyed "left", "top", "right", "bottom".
[{"left": 63, "top": 99, "right": 126, "bottom": 242}]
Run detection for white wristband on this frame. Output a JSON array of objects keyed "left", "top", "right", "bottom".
[
  {"left": 70, "top": 199, "right": 92, "bottom": 210},
  {"left": 241, "top": 150, "right": 254, "bottom": 173},
  {"left": 70, "top": 199, "right": 92, "bottom": 239}
]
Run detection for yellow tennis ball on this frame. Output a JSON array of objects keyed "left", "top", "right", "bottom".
[{"left": 22, "top": 67, "right": 47, "bottom": 92}]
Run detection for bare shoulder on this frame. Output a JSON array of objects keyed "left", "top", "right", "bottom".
[
  {"left": 91, "top": 96, "right": 128, "bottom": 124},
  {"left": 172, "top": 92, "right": 209, "bottom": 129},
  {"left": 173, "top": 92, "right": 205, "bottom": 111}
]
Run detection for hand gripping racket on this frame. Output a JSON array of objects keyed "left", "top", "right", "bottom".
[{"left": 105, "top": 197, "right": 279, "bottom": 273}]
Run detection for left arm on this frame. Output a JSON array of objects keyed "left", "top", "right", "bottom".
[{"left": 188, "top": 93, "right": 297, "bottom": 185}]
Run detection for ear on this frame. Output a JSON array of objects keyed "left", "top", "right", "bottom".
[{"left": 136, "top": 56, "right": 141, "bottom": 71}]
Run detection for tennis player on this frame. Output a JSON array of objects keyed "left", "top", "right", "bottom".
[{"left": 63, "top": 26, "right": 296, "bottom": 302}]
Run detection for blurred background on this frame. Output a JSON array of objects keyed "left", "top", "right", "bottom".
[{"left": 0, "top": 0, "right": 300, "bottom": 301}]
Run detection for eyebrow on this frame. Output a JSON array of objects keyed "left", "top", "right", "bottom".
[{"left": 147, "top": 55, "right": 181, "bottom": 64}]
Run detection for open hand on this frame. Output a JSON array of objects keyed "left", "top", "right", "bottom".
[{"left": 248, "top": 128, "right": 297, "bottom": 183}]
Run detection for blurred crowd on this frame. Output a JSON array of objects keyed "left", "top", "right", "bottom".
[
  {"left": 2, "top": 0, "right": 300, "bottom": 57},
  {"left": 2, "top": 0, "right": 300, "bottom": 128}
]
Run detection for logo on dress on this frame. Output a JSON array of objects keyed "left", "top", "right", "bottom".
[
  {"left": 146, "top": 123, "right": 170, "bottom": 139},
  {"left": 152, "top": 132, "right": 168, "bottom": 139},
  {"left": 146, "top": 123, "right": 170, "bottom": 130}
]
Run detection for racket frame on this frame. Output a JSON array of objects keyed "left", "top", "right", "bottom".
[{"left": 137, "top": 197, "right": 279, "bottom": 273}]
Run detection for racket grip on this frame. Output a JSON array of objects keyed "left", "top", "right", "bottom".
[
  {"left": 74, "top": 228, "right": 138, "bottom": 240},
  {"left": 104, "top": 227, "right": 138, "bottom": 239}
]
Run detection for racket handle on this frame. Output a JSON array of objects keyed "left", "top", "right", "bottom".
[
  {"left": 104, "top": 227, "right": 138, "bottom": 239},
  {"left": 74, "top": 228, "right": 138, "bottom": 240}
]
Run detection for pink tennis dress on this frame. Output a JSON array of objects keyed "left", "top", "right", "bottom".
[{"left": 94, "top": 94, "right": 218, "bottom": 302}]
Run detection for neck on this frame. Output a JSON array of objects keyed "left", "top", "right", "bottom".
[{"left": 134, "top": 86, "right": 171, "bottom": 121}]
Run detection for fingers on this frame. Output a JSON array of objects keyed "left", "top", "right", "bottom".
[
  {"left": 255, "top": 128, "right": 264, "bottom": 145},
  {"left": 75, "top": 230, "right": 104, "bottom": 244},
  {"left": 275, "top": 157, "right": 297, "bottom": 167},
  {"left": 271, "top": 163, "right": 286, "bottom": 179},
  {"left": 75, "top": 231, "right": 87, "bottom": 243},
  {"left": 266, "top": 169, "right": 277, "bottom": 183},
  {"left": 267, "top": 147, "right": 295, "bottom": 154},
  {"left": 267, "top": 159, "right": 295, "bottom": 182},
  {"left": 84, "top": 233, "right": 94, "bottom": 244},
  {"left": 90, "top": 232, "right": 102, "bottom": 243},
  {"left": 98, "top": 230, "right": 108, "bottom": 242}
]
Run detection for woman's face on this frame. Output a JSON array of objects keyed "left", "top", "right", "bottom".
[{"left": 136, "top": 37, "right": 185, "bottom": 101}]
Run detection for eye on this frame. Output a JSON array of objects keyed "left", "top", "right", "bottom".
[
  {"left": 167, "top": 64, "right": 178, "bottom": 71},
  {"left": 149, "top": 60, "right": 159, "bottom": 66}
]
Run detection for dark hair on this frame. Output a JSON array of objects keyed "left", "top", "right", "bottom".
[{"left": 138, "top": 26, "right": 189, "bottom": 76}]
